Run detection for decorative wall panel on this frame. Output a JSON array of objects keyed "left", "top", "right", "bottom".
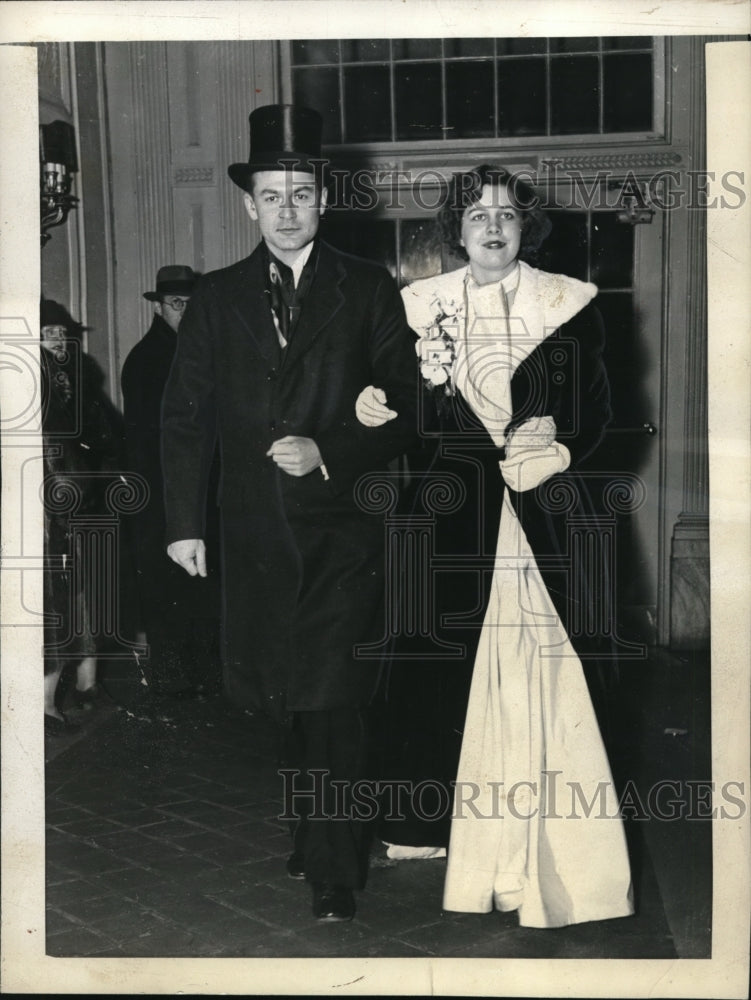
[{"left": 104, "top": 41, "right": 278, "bottom": 386}]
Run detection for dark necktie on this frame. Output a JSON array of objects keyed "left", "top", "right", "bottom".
[
  {"left": 267, "top": 246, "right": 318, "bottom": 349},
  {"left": 268, "top": 257, "right": 296, "bottom": 346}
]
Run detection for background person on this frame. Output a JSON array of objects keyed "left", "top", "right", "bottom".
[
  {"left": 121, "top": 266, "right": 222, "bottom": 703},
  {"left": 40, "top": 300, "right": 123, "bottom": 732}
]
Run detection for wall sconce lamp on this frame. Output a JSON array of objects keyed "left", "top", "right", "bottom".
[{"left": 40, "top": 120, "right": 79, "bottom": 247}]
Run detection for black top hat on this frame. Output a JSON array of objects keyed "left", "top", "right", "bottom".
[
  {"left": 228, "top": 104, "right": 325, "bottom": 193},
  {"left": 143, "top": 265, "right": 199, "bottom": 302}
]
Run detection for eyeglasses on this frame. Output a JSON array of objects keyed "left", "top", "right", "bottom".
[
  {"left": 41, "top": 325, "right": 67, "bottom": 340},
  {"left": 161, "top": 297, "right": 190, "bottom": 311}
]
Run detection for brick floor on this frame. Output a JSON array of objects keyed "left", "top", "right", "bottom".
[{"left": 43, "top": 656, "right": 711, "bottom": 959}]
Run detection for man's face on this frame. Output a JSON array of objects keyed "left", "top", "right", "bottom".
[
  {"left": 156, "top": 295, "right": 190, "bottom": 333},
  {"left": 244, "top": 170, "right": 326, "bottom": 265}
]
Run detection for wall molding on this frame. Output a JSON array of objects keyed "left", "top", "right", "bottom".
[
  {"left": 215, "top": 41, "right": 279, "bottom": 267},
  {"left": 670, "top": 514, "right": 710, "bottom": 648},
  {"left": 681, "top": 36, "right": 710, "bottom": 519},
  {"left": 665, "top": 35, "right": 711, "bottom": 649},
  {"left": 173, "top": 166, "right": 215, "bottom": 186},
  {"left": 130, "top": 42, "right": 174, "bottom": 334},
  {"left": 549, "top": 151, "right": 683, "bottom": 171},
  {"left": 334, "top": 146, "right": 686, "bottom": 183}
]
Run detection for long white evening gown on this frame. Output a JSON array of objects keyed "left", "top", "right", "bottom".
[{"left": 436, "top": 265, "right": 634, "bottom": 928}]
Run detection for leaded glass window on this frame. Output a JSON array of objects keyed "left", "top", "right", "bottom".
[{"left": 287, "top": 37, "right": 660, "bottom": 144}]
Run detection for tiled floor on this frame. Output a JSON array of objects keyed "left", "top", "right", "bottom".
[{"left": 44, "top": 650, "right": 711, "bottom": 959}]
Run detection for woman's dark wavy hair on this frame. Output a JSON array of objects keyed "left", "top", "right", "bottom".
[{"left": 438, "top": 164, "right": 552, "bottom": 263}]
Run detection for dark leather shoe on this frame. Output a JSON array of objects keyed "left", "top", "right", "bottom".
[
  {"left": 311, "top": 883, "right": 355, "bottom": 922},
  {"left": 286, "top": 851, "right": 305, "bottom": 880}
]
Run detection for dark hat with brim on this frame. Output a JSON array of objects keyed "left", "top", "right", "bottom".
[
  {"left": 228, "top": 104, "right": 326, "bottom": 193},
  {"left": 40, "top": 298, "right": 89, "bottom": 331},
  {"left": 143, "top": 265, "right": 199, "bottom": 302}
]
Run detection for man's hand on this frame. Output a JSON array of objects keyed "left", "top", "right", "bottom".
[
  {"left": 355, "top": 385, "right": 397, "bottom": 427},
  {"left": 167, "top": 538, "right": 207, "bottom": 577},
  {"left": 266, "top": 436, "right": 323, "bottom": 476}
]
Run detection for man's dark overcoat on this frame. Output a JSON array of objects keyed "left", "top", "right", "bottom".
[
  {"left": 161, "top": 240, "right": 418, "bottom": 721},
  {"left": 121, "top": 314, "right": 219, "bottom": 632}
]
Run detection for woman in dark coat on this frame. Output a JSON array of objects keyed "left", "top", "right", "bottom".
[
  {"left": 40, "top": 301, "right": 123, "bottom": 732},
  {"left": 357, "top": 165, "right": 633, "bottom": 927}
]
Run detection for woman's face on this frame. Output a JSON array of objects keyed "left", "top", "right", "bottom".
[
  {"left": 41, "top": 324, "right": 68, "bottom": 357},
  {"left": 460, "top": 182, "right": 522, "bottom": 284}
]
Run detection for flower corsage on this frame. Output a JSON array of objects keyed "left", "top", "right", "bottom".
[{"left": 417, "top": 295, "right": 463, "bottom": 397}]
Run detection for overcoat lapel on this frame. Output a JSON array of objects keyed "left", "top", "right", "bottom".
[
  {"left": 227, "top": 247, "right": 279, "bottom": 363},
  {"left": 281, "top": 241, "right": 346, "bottom": 372}
]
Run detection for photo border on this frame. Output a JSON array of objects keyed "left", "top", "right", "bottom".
[{"left": 1, "top": 3, "right": 749, "bottom": 995}]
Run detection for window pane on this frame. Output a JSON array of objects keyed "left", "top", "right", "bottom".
[
  {"left": 550, "top": 37, "right": 599, "bottom": 52},
  {"left": 496, "top": 38, "right": 547, "bottom": 55},
  {"left": 399, "top": 218, "right": 443, "bottom": 286},
  {"left": 602, "top": 36, "right": 653, "bottom": 50},
  {"left": 291, "top": 40, "right": 340, "bottom": 65},
  {"left": 586, "top": 291, "right": 656, "bottom": 534},
  {"left": 603, "top": 52, "right": 653, "bottom": 132},
  {"left": 444, "top": 38, "right": 495, "bottom": 58},
  {"left": 445, "top": 60, "right": 494, "bottom": 138},
  {"left": 538, "top": 211, "right": 588, "bottom": 281},
  {"left": 393, "top": 38, "right": 442, "bottom": 59},
  {"left": 340, "top": 39, "right": 390, "bottom": 61},
  {"left": 590, "top": 291, "right": 639, "bottom": 428},
  {"left": 590, "top": 211, "right": 634, "bottom": 287},
  {"left": 320, "top": 215, "right": 397, "bottom": 279},
  {"left": 287, "top": 37, "right": 660, "bottom": 147},
  {"left": 292, "top": 67, "right": 341, "bottom": 143},
  {"left": 498, "top": 57, "right": 546, "bottom": 136},
  {"left": 550, "top": 56, "right": 599, "bottom": 133},
  {"left": 395, "top": 63, "right": 443, "bottom": 140},
  {"left": 343, "top": 65, "right": 391, "bottom": 142}
]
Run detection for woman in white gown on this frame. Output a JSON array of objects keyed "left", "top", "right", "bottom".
[{"left": 357, "top": 164, "right": 633, "bottom": 929}]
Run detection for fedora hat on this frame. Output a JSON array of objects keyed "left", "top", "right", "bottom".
[
  {"left": 143, "top": 265, "right": 198, "bottom": 302},
  {"left": 228, "top": 104, "right": 325, "bottom": 193}
]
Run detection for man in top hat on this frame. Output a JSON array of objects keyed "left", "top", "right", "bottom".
[
  {"left": 122, "top": 266, "right": 222, "bottom": 702},
  {"left": 161, "top": 104, "right": 418, "bottom": 921}
]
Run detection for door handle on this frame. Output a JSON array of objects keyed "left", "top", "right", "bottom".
[{"left": 606, "top": 422, "right": 657, "bottom": 436}]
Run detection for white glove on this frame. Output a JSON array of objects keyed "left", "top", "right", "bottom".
[
  {"left": 355, "top": 385, "right": 397, "bottom": 427},
  {"left": 500, "top": 441, "right": 571, "bottom": 493},
  {"left": 504, "top": 415, "right": 557, "bottom": 460}
]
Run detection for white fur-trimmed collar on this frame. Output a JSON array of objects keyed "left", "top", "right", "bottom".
[
  {"left": 513, "top": 261, "right": 597, "bottom": 338},
  {"left": 401, "top": 261, "right": 597, "bottom": 342}
]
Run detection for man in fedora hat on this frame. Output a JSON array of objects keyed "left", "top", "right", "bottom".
[
  {"left": 122, "top": 265, "right": 222, "bottom": 702},
  {"left": 142, "top": 264, "right": 197, "bottom": 332},
  {"left": 161, "top": 104, "right": 418, "bottom": 921}
]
